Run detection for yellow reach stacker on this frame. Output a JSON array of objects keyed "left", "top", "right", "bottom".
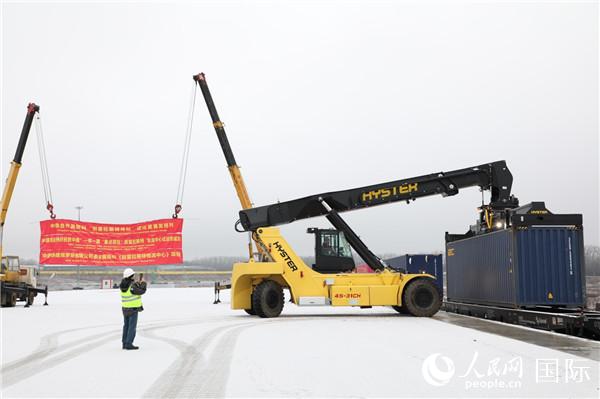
[{"left": 194, "top": 73, "right": 519, "bottom": 318}]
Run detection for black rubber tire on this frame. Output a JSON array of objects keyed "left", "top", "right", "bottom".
[
  {"left": 6, "top": 293, "right": 17, "bottom": 307},
  {"left": 27, "top": 292, "right": 36, "bottom": 306},
  {"left": 244, "top": 293, "right": 256, "bottom": 315},
  {"left": 252, "top": 280, "right": 284, "bottom": 318},
  {"left": 392, "top": 305, "right": 408, "bottom": 314},
  {"left": 402, "top": 278, "right": 441, "bottom": 317}
]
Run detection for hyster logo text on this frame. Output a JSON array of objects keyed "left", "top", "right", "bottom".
[
  {"left": 361, "top": 183, "right": 418, "bottom": 202},
  {"left": 529, "top": 210, "right": 548, "bottom": 215},
  {"left": 273, "top": 241, "right": 298, "bottom": 272}
]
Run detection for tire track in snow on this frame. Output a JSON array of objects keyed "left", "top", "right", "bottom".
[
  {"left": 2, "top": 323, "right": 114, "bottom": 372},
  {"left": 191, "top": 315, "right": 392, "bottom": 397},
  {"left": 2, "top": 330, "right": 122, "bottom": 388},
  {"left": 141, "top": 322, "right": 255, "bottom": 398},
  {"left": 186, "top": 323, "right": 250, "bottom": 398},
  {"left": 4, "top": 313, "right": 399, "bottom": 392},
  {"left": 142, "top": 317, "right": 311, "bottom": 398},
  {"left": 2, "top": 317, "right": 228, "bottom": 388}
]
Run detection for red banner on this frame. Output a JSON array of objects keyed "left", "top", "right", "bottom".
[{"left": 39, "top": 218, "right": 183, "bottom": 266}]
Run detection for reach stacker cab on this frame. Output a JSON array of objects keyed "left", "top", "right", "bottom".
[
  {"left": 194, "top": 72, "right": 519, "bottom": 318},
  {"left": 307, "top": 228, "right": 355, "bottom": 273}
]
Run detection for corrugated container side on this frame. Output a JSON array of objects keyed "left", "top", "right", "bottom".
[
  {"left": 446, "top": 230, "right": 515, "bottom": 307},
  {"left": 515, "top": 228, "right": 585, "bottom": 307},
  {"left": 385, "top": 255, "right": 409, "bottom": 271}
]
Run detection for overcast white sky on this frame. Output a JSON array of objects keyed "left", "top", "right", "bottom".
[{"left": 1, "top": 1, "right": 598, "bottom": 260}]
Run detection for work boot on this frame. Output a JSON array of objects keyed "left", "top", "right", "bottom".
[{"left": 124, "top": 345, "right": 139, "bottom": 350}]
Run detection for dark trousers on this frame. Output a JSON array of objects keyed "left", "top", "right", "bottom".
[{"left": 122, "top": 311, "right": 138, "bottom": 347}]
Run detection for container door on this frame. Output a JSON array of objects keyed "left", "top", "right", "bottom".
[{"left": 515, "top": 228, "right": 585, "bottom": 307}]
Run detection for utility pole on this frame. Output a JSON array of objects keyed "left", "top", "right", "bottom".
[{"left": 74, "top": 206, "right": 83, "bottom": 289}]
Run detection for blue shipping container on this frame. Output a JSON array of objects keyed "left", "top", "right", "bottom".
[
  {"left": 446, "top": 227, "right": 586, "bottom": 308},
  {"left": 385, "top": 254, "right": 443, "bottom": 292}
]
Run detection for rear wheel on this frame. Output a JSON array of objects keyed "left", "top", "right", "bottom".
[
  {"left": 3, "top": 292, "right": 18, "bottom": 307},
  {"left": 252, "top": 280, "right": 284, "bottom": 318},
  {"left": 402, "top": 278, "right": 441, "bottom": 317}
]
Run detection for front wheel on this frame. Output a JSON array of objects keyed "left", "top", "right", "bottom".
[
  {"left": 402, "top": 278, "right": 441, "bottom": 317},
  {"left": 252, "top": 280, "right": 284, "bottom": 318}
]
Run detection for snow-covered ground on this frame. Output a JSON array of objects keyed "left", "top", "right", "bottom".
[{"left": 1, "top": 287, "right": 598, "bottom": 398}]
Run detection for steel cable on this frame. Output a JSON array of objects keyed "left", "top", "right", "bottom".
[
  {"left": 173, "top": 82, "right": 198, "bottom": 217},
  {"left": 34, "top": 114, "right": 55, "bottom": 217}
]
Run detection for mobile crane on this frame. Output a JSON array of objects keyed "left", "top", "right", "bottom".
[
  {"left": 1, "top": 103, "right": 49, "bottom": 307},
  {"left": 195, "top": 73, "right": 519, "bottom": 318}
]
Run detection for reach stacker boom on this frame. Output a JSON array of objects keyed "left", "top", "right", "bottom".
[{"left": 195, "top": 73, "right": 519, "bottom": 318}]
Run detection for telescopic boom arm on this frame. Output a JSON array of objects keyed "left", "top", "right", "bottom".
[
  {"left": 0, "top": 103, "right": 40, "bottom": 260},
  {"left": 239, "top": 160, "right": 518, "bottom": 272},
  {"left": 239, "top": 161, "right": 519, "bottom": 231},
  {"left": 194, "top": 73, "right": 258, "bottom": 258},
  {"left": 193, "top": 73, "right": 253, "bottom": 210}
]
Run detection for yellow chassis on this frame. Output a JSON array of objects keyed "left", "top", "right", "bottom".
[{"left": 231, "top": 227, "right": 435, "bottom": 310}]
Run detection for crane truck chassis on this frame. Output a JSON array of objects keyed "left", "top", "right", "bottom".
[
  {"left": 1, "top": 256, "right": 48, "bottom": 307},
  {"left": 195, "top": 73, "right": 519, "bottom": 318}
]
